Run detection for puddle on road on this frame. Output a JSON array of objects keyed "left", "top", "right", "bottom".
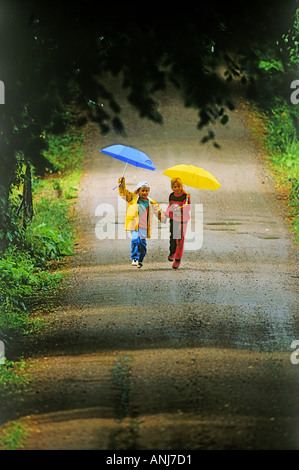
[
  {"left": 205, "top": 222, "right": 243, "bottom": 233},
  {"left": 258, "top": 236, "right": 281, "bottom": 240},
  {"left": 205, "top": 220, "right": 281, "bottom": 239},
  {"left": 206, "top": 222, "right": 243, "bottom": 226}
]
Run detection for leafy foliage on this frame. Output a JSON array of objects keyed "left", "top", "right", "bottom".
[
  {"left": 0, "top": 247, "right": 62, "bottom": 332},
  {"left": 0, "top": 360, "right": 32, "bottom": 395},
  {"left": 24, "top": 197, "right": 75, "bottom": 263},
  {"left": 244, "top": 6, "right": 299, "bottom": 241},
  {"left": 282, "top": 7, "right": 299, "bottom": 68},
  {"left": 267, "top": 103, "right": 299, "bottom": 156},
  {"left": 0, "top": 0, "right": 297, "bottom": 211},
  {"left": 0, "top": 129, "right": 83, "bottom": 337},
  {"left": 42, "top": 131, "right": 85, "bottom": 173},
  {"left": 0, "top": 420, "right": 29, "bottom": 450},
  {"left": 266, "top": 102, "right": 299, "bottom": 239}
]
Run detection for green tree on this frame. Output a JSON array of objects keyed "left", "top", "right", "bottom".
[{"left": 0, "top": 0, "right": 298, "bottom": 246}]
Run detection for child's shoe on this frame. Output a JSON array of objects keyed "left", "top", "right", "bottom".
[
  {"left": 172, "top": 259, "right": 181, "bottom": 269},
  {"left": 132, "top": 259, "right": 138, "bottom": 266},
  {"left": 168, "top": 253, "right": 175, "bottom": 261},
  {"left": 137, "top": 261, "right": 143, "bottom": 268}
]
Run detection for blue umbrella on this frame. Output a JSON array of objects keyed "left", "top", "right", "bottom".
[{"left": 100, "top": 144, "right": 156, "bottom": 189}]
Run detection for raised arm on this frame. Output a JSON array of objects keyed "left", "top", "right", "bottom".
[{"left": 118, "top": 177, "right": 134, "bottom": 202}]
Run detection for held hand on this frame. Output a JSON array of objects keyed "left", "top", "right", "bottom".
[
  {"left": 184, "top": 194, "right": 191, "bottom": 206},
  {"left": 173, "top": 205, "right": 181, "bottom": 216}
]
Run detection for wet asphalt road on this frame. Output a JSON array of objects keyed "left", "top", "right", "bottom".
[{"left": 3, "top": 77, "right": 299, "bottom": 450}]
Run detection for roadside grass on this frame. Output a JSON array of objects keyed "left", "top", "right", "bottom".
[
  {"left": 0, "top": 359, "right": 33, "bottom": 449},
  {"left": 0, "top": 247, "right": 63, "bottom": 332},
  {"left": 0, "top": 128, "right": 85, "bottom": 442},
  {"left": 0, "top": 129, "right": 84, "bottom": 336},
  {"left": 242, "top": 100, "right": 299, "bottom": 243},
  {"left": 0, "top": 420, "right": 30, "bottom": 450},
  {"left": 0, "top": 359, "right": 34, "bottom": 400}
]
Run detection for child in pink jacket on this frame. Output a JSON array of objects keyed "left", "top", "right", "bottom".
[{"left": 165, "top": 178, "right": 191, "bottom": 269}]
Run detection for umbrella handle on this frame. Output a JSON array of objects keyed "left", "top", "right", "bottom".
[
  {"left": 113, "top": 162, "right": 128, "bottom": 190},
  {"left": 122, "top": 162, "right": 128, "bottom": 177}
]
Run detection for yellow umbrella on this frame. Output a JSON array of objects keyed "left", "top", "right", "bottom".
[{"left": 163, "top": 164, "right": 221, "bottom": 190}]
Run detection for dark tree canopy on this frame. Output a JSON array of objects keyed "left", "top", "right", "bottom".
[{"left": 0, "top": 0, "right": 298, "bottom": 206}]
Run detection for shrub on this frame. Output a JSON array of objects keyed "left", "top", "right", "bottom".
[
  {"left": 24, "top": 197, "right": 75, "bottom": 264},
  {"left": 42, "top": 131, "right": 85, "bottom": 172},
  {"left": 264, "top": 101, "right": 299, "bottom": 240},
  {"left": 0, "top": 247, "right": 62, "bottom": 333}
]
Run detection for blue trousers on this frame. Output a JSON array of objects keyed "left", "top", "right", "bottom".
[{"left": 131, "top": 230, "right": 147, "bottom": 262}]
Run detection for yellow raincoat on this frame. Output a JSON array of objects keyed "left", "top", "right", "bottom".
[{"left": 118, "top": 179, "right": 166, "bottom": 239}]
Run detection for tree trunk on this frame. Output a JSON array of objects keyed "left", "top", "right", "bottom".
[{"left": 23, "top": 163, "right": 33, "bottom": 228}]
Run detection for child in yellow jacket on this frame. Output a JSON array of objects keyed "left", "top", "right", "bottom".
[{"left": 118, "top": 177, "right": 166, "bottom": 268}]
